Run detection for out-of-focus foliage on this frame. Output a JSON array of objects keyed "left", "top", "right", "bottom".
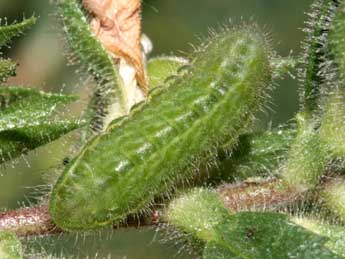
[
  {"left": 0, "top": 231, "right": 22, "bottom": 259},
  {"left": 0, "top": 87, "right": 83, "bottom": 164},
  {"left": 0, "top": 1, "right": 320, "bottom": 259}
]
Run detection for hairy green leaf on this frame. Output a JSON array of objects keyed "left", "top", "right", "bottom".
[
  {"left": 212, "top": 126, "right": 295, "bottom": 182},
  {"left": 215, "top": 212, "right": 338, "bottom": 258},
  {"left": 168, "top": 188, "right": 343, "bottom": 258},
  {"left": 320, "top": 178, "right": 345, "bottom": 223},
  {"left": 0, "top": 87, "right": 77, "bottom": 132},
  {"left": 0, "top": 59, "right": 16, "bottom": 83},
  {"left": 0, "top": 121, "right": 82, "bottom": 163},
  {"left": 292, "top": 217, "right": 345, "bottom": 257},
  {"left": 147, "top": 56, "right": 188, "bottom": 89},
  {"left": 0, "top": 86, "right": 83, "bottom": 163},
  {"left": 0, "top": 16, "right": 36, "bottom": 48},
  {"left": 320, "top": 88, "right": 345, "bottom": 157},
  {"left": 319, "top": 1, "right": 345, "bottom": 157},
  {"left": 0, "top": 231, "right": 22, "bottom": 259},
  {"left": 56, "top": 0, "right": 127, "bottom": 133},
  {"left": 300, "top": 0, "right": 339, "bottom": 116},
  {"left": 203, "top": 242, "right": 235, "bottom": 259},
  {"left": 168, "top": 189, "right": 230, "bottom": 242},
  {"left": 282, "top": 113, "right": 328, "bottom": 191},
  {"left": 329, "top": 0, "right": 345, "bottom": 78}
]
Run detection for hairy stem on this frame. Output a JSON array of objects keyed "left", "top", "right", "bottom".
[
  {"left": 0, "top": 206, "right": 59, "bottom": 237},
  {"left": 216, "top": 179, "right": 305, "bottom": 212},
  {"left": 1, "top": 177, "right": 334, "bottom": 237}
]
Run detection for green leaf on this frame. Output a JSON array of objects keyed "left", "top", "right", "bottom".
[
  {"left": 168, "top": 189, "right": 230, "bottom": 242},
  {"left": 0, "top": 16, "right": 36, "bottom": 48},
  {"left": 281, "top": 113, "right": 328, "bottom": 191},
  {"left": 0, "top": 87, "right": 69, "bottom": 110},
  {"left": 300, "top": 0, "right": 339, "bottom": 116},
  {"left": 0, "top": 87, "right": 77, "bottom": 132},
  {"left": 0, "top": 231, "right": 22, "bottom": 259},
  {"left": 56, "top": 0, "right": 127, "bottom": 133},
  {"left": 0, "top": 121, "right": 82, "bottom": 163},
  {"left": 169, "top": 189, "right": 342, "bottom": 258},
  {"left": 329, "top": 0, "right": 345, "bottom": 79},
  {"left": 0, "top": 59, "right": 16, "bottom": 83},
  {"left": 292, "top": 217, "right": 345, "bottom": 258},
  {"left": 320, "top": 178, "right": 345, "bottom": 223},
  {"left": 215, "top": 212, "right": 338, "bottom": 258},
  {"left": 0, "top": 86, "right": 83, "bottom": 163},
  {"left": 320, "top": 87, "right": 345, "bottom": 157},
  {"left": 203, "top": 242, "right": 236, "bottom": 259},
  {"left": 212, "top": 126, "right": 295, "bottom": 182},
  {"left": 147, "top": 56, "right": 188, "bottom": 90},
  {"left": 320, "top": 1, "right": 345, "bottom": 158}
]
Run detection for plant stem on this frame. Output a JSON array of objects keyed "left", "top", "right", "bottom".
[
  {"left": 0, "top": 206, "right": 60, "bottom": 237},
  {"left": 0, "top": 205, "right": 160, "bottom": 237},
  {"left": 216, "top": 178, "right": 305, "bottom": 212},
  {"left": 0, "top": 177, "right": 333, "bottom": 237}
]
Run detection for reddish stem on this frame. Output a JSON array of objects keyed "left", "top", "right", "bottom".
[
  {"left": 217, "top": 178, "right": 305, "bottom": 212},
  {"left": 0, "top": 179, "right": 314, "bottom": 237},
  {"left": 0, "top": 205, "right": 61, "bottom": 237}
]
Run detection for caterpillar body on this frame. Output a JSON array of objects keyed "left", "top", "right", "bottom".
[{"left": 50, "top": 27, "right": 272, "bottom": 230}]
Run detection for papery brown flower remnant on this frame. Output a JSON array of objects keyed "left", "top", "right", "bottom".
[{"left": 83, "top": 0, "right": 148, "bottom": 96}]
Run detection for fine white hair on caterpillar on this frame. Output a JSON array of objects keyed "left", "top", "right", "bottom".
[{"left": 49, "top": 25, "right": 273, "bottom": 230}]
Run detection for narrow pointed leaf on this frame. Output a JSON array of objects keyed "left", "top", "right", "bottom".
[
  {"left": 0, "top": 87, "right": 77, "bottom": 132},
  {"left": 0, "top": 86, "right": 83, "bottom": 163},
  {"left": 320, "top": 1, "right": 345, "bottom": 157},
  {"left": 57, "top": 0, "right": 127, "bottom": 133},
  {"left": 0, "top": 59, "right": 16, "bottom": 83},
  {"left": 299, "top": 0, "right": 339, "bottom": 116},
  {"left": 0, "top": 16, "right": 36, "bottom": 48},
  {"left": 0, "top": 120, "right": 83, "bottom": 163}
]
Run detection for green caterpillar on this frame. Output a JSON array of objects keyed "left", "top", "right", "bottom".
[{"left": 50, "top": 26, "right": 272, "bottom": 230}]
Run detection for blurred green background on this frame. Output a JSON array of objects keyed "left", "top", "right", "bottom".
[{"left": 0, "top": 0, "right": 313, "bottom": 258}]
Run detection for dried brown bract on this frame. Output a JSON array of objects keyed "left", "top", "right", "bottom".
[{"left": 83, "top": 0, "right": 148, "bottom": 94}]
